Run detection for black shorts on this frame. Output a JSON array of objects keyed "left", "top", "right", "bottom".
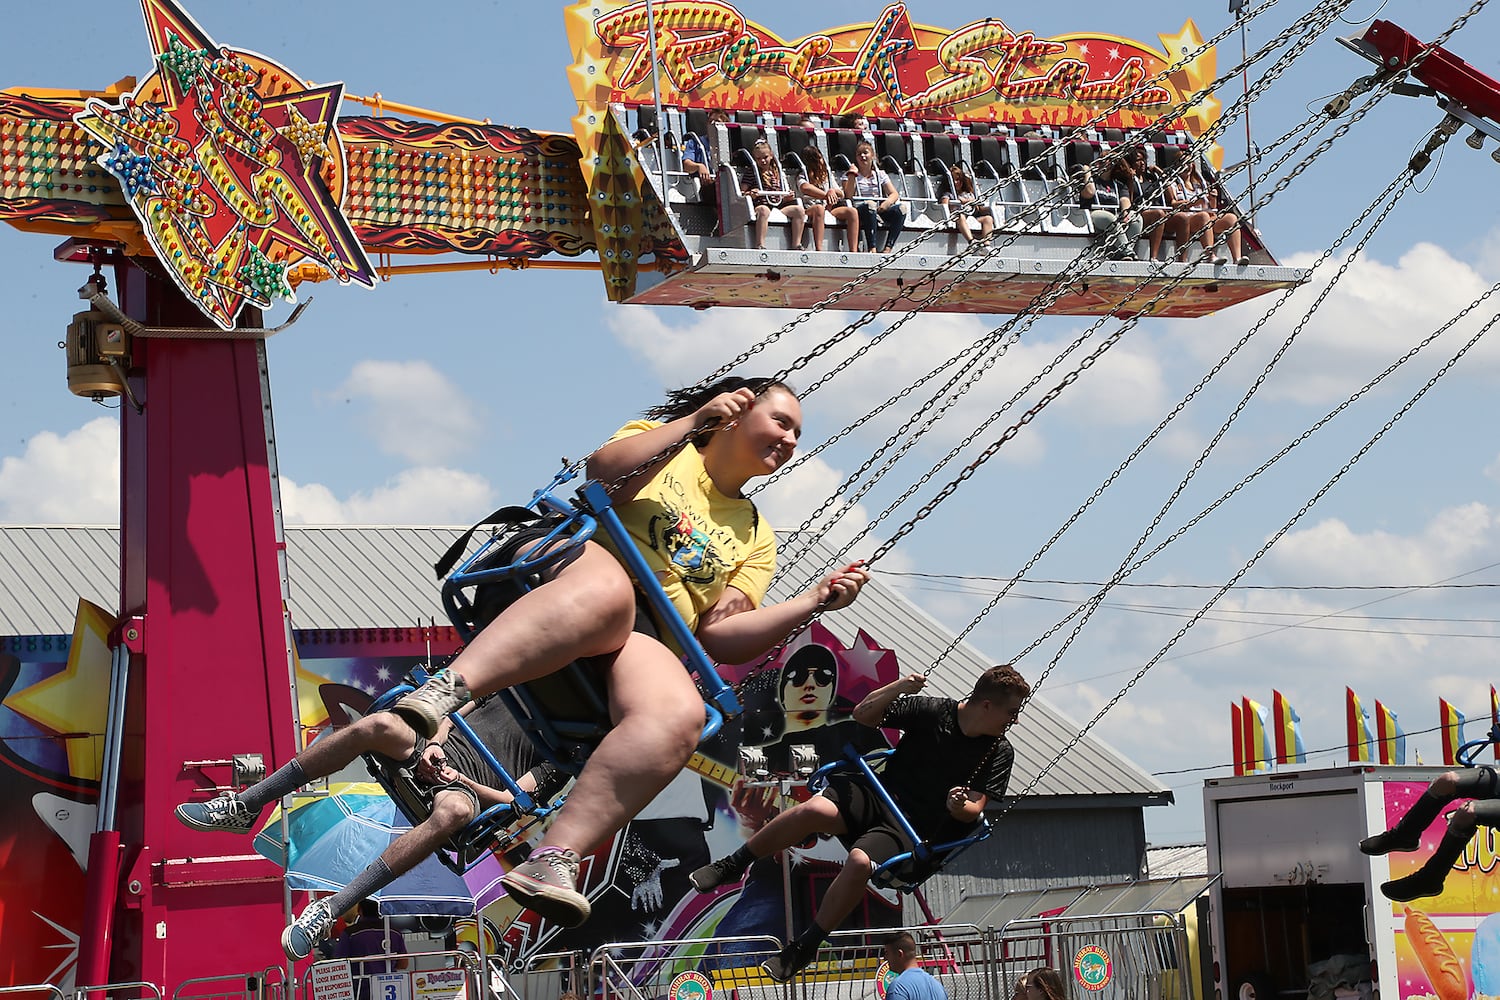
[{"left": 821, "top": 776, "right": 949, "bottom": 883}]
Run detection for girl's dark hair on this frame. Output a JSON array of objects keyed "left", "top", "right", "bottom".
[
  {"left": 1027, "top": 969, "right": 1068, "bottom": 1000},
  {"left": 951, "top": 165, "right": 975, "bottom": 196},
  {"left": 803, "top": 145, "right": 828, "bottom": 187},
  {"left": 644, "top": 376, "right": 795, "bottom": 423}
]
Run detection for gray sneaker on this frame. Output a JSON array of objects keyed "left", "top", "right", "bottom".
[
  {"left": 282, "top": 898, "right": 336, "bottom": 960},
  {"left": 500, "top": 847, "right": 590, "bottom": 927},
  {"left": 175, "top": 793, "right": 256, "bottom": 834},
  {"left": 390, "top": 670, "right": 471, "bottom": 739}
]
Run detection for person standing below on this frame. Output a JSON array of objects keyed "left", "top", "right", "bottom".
[
  {"left": 884, "top": 931, "right": 947, "bottom": 1000},
  {"left": 334, "top": 901, "right": 410, "bottom": 1000},
  {"left": 690, "top": 664, "right": 1030, "bottom": 981},
  {"left": 844, "top": 140, "right": 904, "bottom": 253}
]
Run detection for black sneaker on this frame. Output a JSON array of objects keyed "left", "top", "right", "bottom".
[
  {"left": 390, "top": 670, "right": 471, "bottom": 739},
  {"left": 689, "top": 853, "right": 752, "bottom": 892},
  {"left": 1381, "top": 869, "right": 1448, "bottom": 902},
  {"left": 762, "top": 938, "right": 817, "bottom": 982},
  {"left": 1360, "top": 828, "right": 1420, "bottom": 856},
  {"left": 500, "top": 847, "right": 590, "bottom": 927}
]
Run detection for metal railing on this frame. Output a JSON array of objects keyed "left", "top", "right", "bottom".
[
  {"left": 174, "top": 969, "right": 288, "bottom": 1000},
  {"left": 10, "top": 908, "right": 1194, "bottom": 1000}
]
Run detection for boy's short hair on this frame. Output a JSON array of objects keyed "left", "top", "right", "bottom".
[
  {"left": 972, "top": 664, "right": 1030, "bottom": 703},
  {"left": 884, "top": 930, "right": 918, "bottom": 956}
]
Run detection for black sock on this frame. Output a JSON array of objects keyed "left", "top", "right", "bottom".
[
  {"left": 238, "top": 758, "right": 308, "bottom": 813},
  {"left": 794, "top": 922, "right": 829, "bottom": 951},
  {"left": 728, "top": 844, "right": 757, "bottom": 872},
  {"left": 324, "top": 858, "right": 397, "bottom": 917}
]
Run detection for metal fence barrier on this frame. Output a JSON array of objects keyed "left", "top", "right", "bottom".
[
  {"left": 299, "top": 949, "right": 480, "bottom": 1000},
  {"left": 174, "top": 968, "right": 289, "bottom": 1000},
  {"left": 503, "top": 950, "right": 586, "bottom": 1000},
  {"left": 0, "top": 985, "right": 67, "bottom": 1000},
  {"left": 587, "top": 935, "right": 785, "bottom": 1000},
  {"left": 998, "top": 910, "right": 1192, "bottom": 1000}
]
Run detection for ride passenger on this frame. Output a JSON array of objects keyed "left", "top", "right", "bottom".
[
  {"left": 690, "top": 664, "right": 1029, "bottom": 981},
  {"left": 1076, "top": 157, "right": 1142, "bottom": 260},
  {"left": 1130, "top": 147, "right": 1173, "bottom": 262},
  {"left": 739, "top": 139, "right": 806, "bottom": 250},
  {"left": 844, "top": 140, "right": 904, "bottom": 253},
  {"left": 384, "top": 377, "right": 868, "bottom": 928},
  {"left": 798, "top": 144, "right": 859, "bottom": 252},
  {"left": 941, "top": 163, "right": 994, "bottom": 243},
  {"left": 1166, "top": 158, "right": 1246, "bottom": 266},
  {"left": 175, "top": 695, "right": 567, "bottom": 958},
  {"left": 682, "top": 108, "right": 730, "bottom": 198},
  {"left": 1361, "top": 764, "right": 1500, "bottom": 901}
]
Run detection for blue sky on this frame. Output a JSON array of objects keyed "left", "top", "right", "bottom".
[{"left": 4, "top": 1, "right": 1500, "bottom": 845}]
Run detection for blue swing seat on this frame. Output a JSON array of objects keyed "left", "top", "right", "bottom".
[
  {"left": 366, "top": 469, "right": 744, "bottom": 874},
  {"left": 1456, "top": 722, "right": 1500, "bottom": 768},
  {"left": 807, "top": 744, "right": 992, "bottom": 891},
  {"left": 365, "top": 675, "right": 559, "bottom": 875}
]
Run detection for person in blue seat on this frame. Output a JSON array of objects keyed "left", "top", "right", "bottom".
[
  {"left": 304, "top": 377, "right": 866, "bottom": 932},
  {"left": 690, "top": 664, "right": 1029, "bottom": 981},
  {"left": 175, "top": 694, "right": 567, "bottom": 960}
]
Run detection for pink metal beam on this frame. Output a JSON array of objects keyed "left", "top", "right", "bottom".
[{"left": 92, "top": 262, "right": 300, "bottom": 987}]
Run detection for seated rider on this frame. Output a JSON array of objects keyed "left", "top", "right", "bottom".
[
  {"left": 689, "top": 664, "right": 1029, "bottom": 981},
  {"left": 1360, "top": 763, "right": 1500, "bottom": 901},
  {"left": 385, "top": 378, "right": 869, "bottom": 928},
  {"left": 175, "top": 695, "right": 567, "bottom": 960}
]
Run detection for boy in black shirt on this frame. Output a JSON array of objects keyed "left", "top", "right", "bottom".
[{"left": 690, "top": 664, "right": 1030, "bottom": 981}]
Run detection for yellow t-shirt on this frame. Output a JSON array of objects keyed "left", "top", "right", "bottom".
[{"left": 601, "top": 420, "right": 778, "bottom": 633}]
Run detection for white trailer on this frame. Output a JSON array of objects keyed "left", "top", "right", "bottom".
[{"left": 1201, "top": 764, "right": 1494, "bottom": 1000}]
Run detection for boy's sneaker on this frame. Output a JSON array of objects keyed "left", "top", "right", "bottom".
[
  {"left": 689, "top": 853, "right": 751, "bottom": 892},
  {"left": 1359, "top": 828, "right": 1420, "bottom": 856},
  {"left": 175, "top": 793, "right": 256, "bottom": 834},
  {"left": 282, "top": 898, "right": 336, "bottom": 960},
  {"left": 500, "top": 847, "right": 590, "bottom": 927},
  {"left": 762, "top": 938, "right": 818, "bottom": 982},
  {"left": 390, "top": 670, "right": 471, "bottom": 739}
]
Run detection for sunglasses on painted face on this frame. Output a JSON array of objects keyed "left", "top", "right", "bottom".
[{"left": 785, "top": 664, "right": 835, "bottom": 686}]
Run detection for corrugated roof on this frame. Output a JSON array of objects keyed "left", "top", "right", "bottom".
[{"left": 0, "top": 524, "right": 1170, "bottom": 802}]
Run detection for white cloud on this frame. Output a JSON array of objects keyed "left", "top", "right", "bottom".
[
  {"left": 281, "top": 466, "right": 495, "bottom": 525},
  {"left": 1266, "top": 501, "right": 1497, "bottom": 587},
  {"left": 328, "top": 360, "right": 483, "bottom": 464},
  {"left": 1173, "top": 241, "right": 1500, "bottom": 406},
  {"left": 0, "top": 417, "right": 120, "bottom": 523}
]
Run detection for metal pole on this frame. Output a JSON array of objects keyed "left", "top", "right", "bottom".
[
  {"left": 1238, "top": 4, "right": 1255, "bottom": 229},
  {"left": 644, "top": 0, "right": 669, "bottom": 199}
]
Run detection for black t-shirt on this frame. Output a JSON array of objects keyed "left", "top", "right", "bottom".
[{"left": 877, "top": 695, "right": 1013, "bottom": 834}]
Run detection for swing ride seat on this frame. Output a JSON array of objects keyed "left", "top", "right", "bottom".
[
  {"left": 365, "top": 677, "right": 558, "bottom": 875},
  {"left": 365, "top": 472, "right": 742, "bottom": 872},
  {"left": 807, "top": 745, "right": 992, "bottom": 892},
  {"left": 1456, "top": 722, "right": 1500, "bottom": 768}
]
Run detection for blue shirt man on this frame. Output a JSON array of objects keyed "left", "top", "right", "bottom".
[{"left": 885, "top": 931, "right": 948, "bottom": 1000}]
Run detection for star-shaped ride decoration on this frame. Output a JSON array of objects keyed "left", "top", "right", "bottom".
[{"left": 72, "top": 0, "right": 375, "bottom": 330}]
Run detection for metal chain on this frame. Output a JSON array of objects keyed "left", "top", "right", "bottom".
[
  {"left": 1000, "top": 296, "right": 1500, "bottom": 814},
  {"left": 791, "top": 2, "right": 1435, "bottom": 598},
  {"left": 695, "top": 0, "right": 1343, "bottom": 393},
  {"left": 771, "top": 2, "right": 1360, "bottom": 591},
  {"left": 937, "top": 168, "right": 1415, "bottom": 678},
  {"left": 1015, "top": 175, "right": 1417, "bottom": 697}
]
